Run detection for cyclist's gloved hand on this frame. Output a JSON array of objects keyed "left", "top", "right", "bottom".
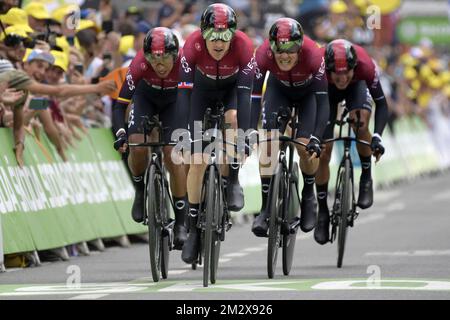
[
  {"left": 306, "top": 135, "right": 321, "bottom": 158},
  {"left": 371, "top": 133, "right": 385, "bottom": 162},
  {"left": 114, "top": 128, "right": 128, "bottom": 153}
]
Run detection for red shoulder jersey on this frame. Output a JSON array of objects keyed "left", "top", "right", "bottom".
[
  {"left": 116, "top": 49, "right": 181, "bottom": 105},
  {"left": 253, "top": 35, "right": 326, "bottom": 93},
  {"left": 179, "top": 29, "right": 255, "bottom": 84},
  {"left": 325, "top": 44, "right": 383, "bottom": 99}
]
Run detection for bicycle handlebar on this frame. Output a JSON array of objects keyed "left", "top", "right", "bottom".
[
  {"left": 322, "top": 136, "right": 370, "bottom": 147},
  {"left": 259, "top": 135, "right": 307, "bottom": 148}
]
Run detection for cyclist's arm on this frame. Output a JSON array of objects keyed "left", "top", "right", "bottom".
[
  {"left": 176, "top": 48, "right": 196, "bottom": 129},
  {"left": 312, "top": 57, "right": 330, "bottom": 139},
  {"left": 368, "top": 80, "right": 389, "bottom": 137},
  {"left": 250, "top": 48, "right": 268, "bottom": 130},
  {"left": 236, "top": 38, "right": 256, "bottom": 132},
  {"left": 25, "top": 80, "right": 113, "bottom": 98},
  {"left": 111, "top": 51, "right": 146, "bottom": 135}
]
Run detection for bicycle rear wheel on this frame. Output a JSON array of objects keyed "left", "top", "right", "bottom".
[
  {"left": 267, "top": 163, "right": 284, "bottom": 279},
  {"left": 337, "top": 158, "right": 352, "bottom": 268},
  {"left": 203, "top": 165, "right": 216, "bottom": 287},
  {"left": 147, "top": 164, "right": 163, "bottom": 282}
]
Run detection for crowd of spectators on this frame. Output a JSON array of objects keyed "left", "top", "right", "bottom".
[{"left": 1, "top": 0, "right": 449, "bottom": 168}]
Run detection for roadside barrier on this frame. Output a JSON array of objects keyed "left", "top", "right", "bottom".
[{"left": 0, "top": 127, "right": 146, "bottom": 263}]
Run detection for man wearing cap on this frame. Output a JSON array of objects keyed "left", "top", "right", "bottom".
[
  {"left": 24, "top": 2, "right": 50, "bottom": 33},
  {"left": 0, "top": 7, "right": 34, "bottom": 33},
  {"left": 22, "top": 48, "right": 69, "bottom": 161}
]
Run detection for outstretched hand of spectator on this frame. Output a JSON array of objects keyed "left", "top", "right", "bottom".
[
  {"left": 14, "top": 142, "right": 24, "bottom": 168},
  {"left": 1, "top": 88, "right": 24, "bottom": 106},
  {"left": 97, "top": 80, "right": 116, "bottom": 94}
]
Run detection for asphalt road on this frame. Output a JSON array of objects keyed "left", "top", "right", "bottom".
[{"left": 1, "top": 170, "right": 450, "bottom": 301}]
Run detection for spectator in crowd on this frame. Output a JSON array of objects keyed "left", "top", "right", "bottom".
[{"left": 23, "top": 2, "right": 50, "bottom": 33}]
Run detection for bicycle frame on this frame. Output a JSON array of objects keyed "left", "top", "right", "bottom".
[
  {"left": 323, "top": 109, "right": 371, "bottom": 240},
  {"left": 128, "top": 116, "right": 177, "bottom": 234}
]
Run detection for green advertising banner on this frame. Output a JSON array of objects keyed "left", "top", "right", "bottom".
[
  {"left": 0, "top": 127, "right": 143, "bottom": 255},
  {"left": 398, "top": 16, "right": 450, "bottom": 45}
]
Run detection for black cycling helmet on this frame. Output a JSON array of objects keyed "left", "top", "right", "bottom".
[
  {"left": 200, "top": 3, "right": 237, "bottom": 41},
  {"left": 269, "top": 17, "right": 304, "bottom": 54},
  {"left": 325, "top": 39, "right": 358, "bottom": 73},
  {"left": 143, "top": 27, "right": 179, "bottom": 61}
]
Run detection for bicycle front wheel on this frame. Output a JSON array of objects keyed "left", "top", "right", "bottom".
[
  {"left": 282, "top": 162, "right": 300, "bottom": 276},
  {"left": 337, "top": 158, "right": 352, "bottom": 268},
  {"left": 210, "top": 176, "right": 223, "bottom": 284},
  {"left": 267, "top": 163, "right": 284, "bottom": 279},
  {"left": 147, "top": 164, "right": 163, "bottom": 282},
  {"left": 203, "top": 165, "right": 217, "bottom": 287}
]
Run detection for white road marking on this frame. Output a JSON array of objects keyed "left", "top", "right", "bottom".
[
  {"left": 357, "top": 213, "right": 386, "bottom": 225},
  {"left": 222, "top": 252, "right": 248, "bottom": 258},
  {"left": 168, "top": 270, "right": 189, "bottom": 275},
  {"left": 242, "top": 247, "right": 265, "bottom": 252},
  {"left": 160, "top": 281, "right": 299, "bottom": 292},
  {"left": 365, "top": 249, "right": 450, "bottom": 257},
  {"left": 218, "top": 258, "right": 231, "bottom": 263},
  {"left": 0, "top": 283, "right": 148, "bottom": 296},
  {"left": 69, "top": 294, "right": 109, "bottom": 300},
  {"left": 432, "top": 190, "right": 450, "bottom": 202},
  {"left": 384, "top": 202, "right": 406, "bottom": 212},
  {"left": 374, "top": 190, "right": 401, "bottom": 203},
  {"left": 312, "top": 280, "right": 450, "bottom": 291}
]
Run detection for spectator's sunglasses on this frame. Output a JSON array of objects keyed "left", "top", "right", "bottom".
[
  {"left": 270, "top": 40, "right": 301, "bottom": 54},
  {"left": 4, "top": 34, "right": 35, "bottom": 48},
  {"left": 202, "top": 28, "right": 235, "bottom": 42},
  {"left": 0, "top": 20, "right": 34, "bottom": 49}
]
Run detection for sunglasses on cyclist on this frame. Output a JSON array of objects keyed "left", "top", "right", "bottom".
[
  {"left": 144, "top": 52, "right": 175, "bottom": 64},
  {"left": 270, "top": 40, "right": 301, "bottom": 54},
  {"left": 202, "top": 28, "right": 235, "bottom": 42}
]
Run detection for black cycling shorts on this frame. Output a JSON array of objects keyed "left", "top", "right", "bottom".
[
  {"left": 127, "top": 81, "right": 179, "bottom": 143},
  {"left": 323, "top": 80, "right": 373, "bottom": 140},
  {"left": 189, "top": 86, "right": 237, "bottom": 154},
  {"left": 261, "top": 73, "right": 317, "bottom": 139}
]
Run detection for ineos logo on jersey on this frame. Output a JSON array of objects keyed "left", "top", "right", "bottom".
[
  {"left": 195, "top": 43, "right": 201, "bottom": 51},
  {"left": 181, "top": 56, "right": 192, "bottom": 73},
  {"left": 242, "top": 57, "right": 256, "bottom": 75},
  {"left": 126, "top": 72, "right": 135, "bottom": 91},
  {"left": 315, "top": 57, "right": 326, "bottom": 80},
  {"left": 266, "top": 50, "right": 273, "bottom": 59},
  {"left": 140, "top": 63, "right": 148, "bottom": 71}
]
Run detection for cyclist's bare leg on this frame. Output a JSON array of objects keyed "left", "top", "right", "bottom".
[
  {"left": 164, "top": 146, "right": 188, "bottom": 247},
  {"left": 296, "top": 137, "right": 319, "bottom": 232},
  {"left": 223, "top": 109, "right": 244, "bottom": 211},
  {"left": 349, "top": 108, "right": 374, "bottom": 209},
  {"left": 164, "top": 146, "right": 188, "bottom": 197},
  {"left": 349, "top": 109, "right": 372, "bottom": 158},
  {"left": 182, "top": 152, "right": 208, "bottom": 263},
  {"left": 314, "top": 142, "right": 333, "bottom": 244},
  {"left": 128, "top": 133, "right": 151, "bottom": 222},
  {"left": 128, "top": 133, "right": 150, "bottom": 175},
  {"left": 251, "top": 130, "right": 279, "bottom": 236},
  {"left": 316, "top": 142, "right": 334, "bottom": 186}
]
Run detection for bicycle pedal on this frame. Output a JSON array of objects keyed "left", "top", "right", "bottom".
[
  {"left": 289, "top": 217, "right": 301, "bottom": 234},
  {"left": 226, "top": 221, "right": 232, "bottom": 232}
]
